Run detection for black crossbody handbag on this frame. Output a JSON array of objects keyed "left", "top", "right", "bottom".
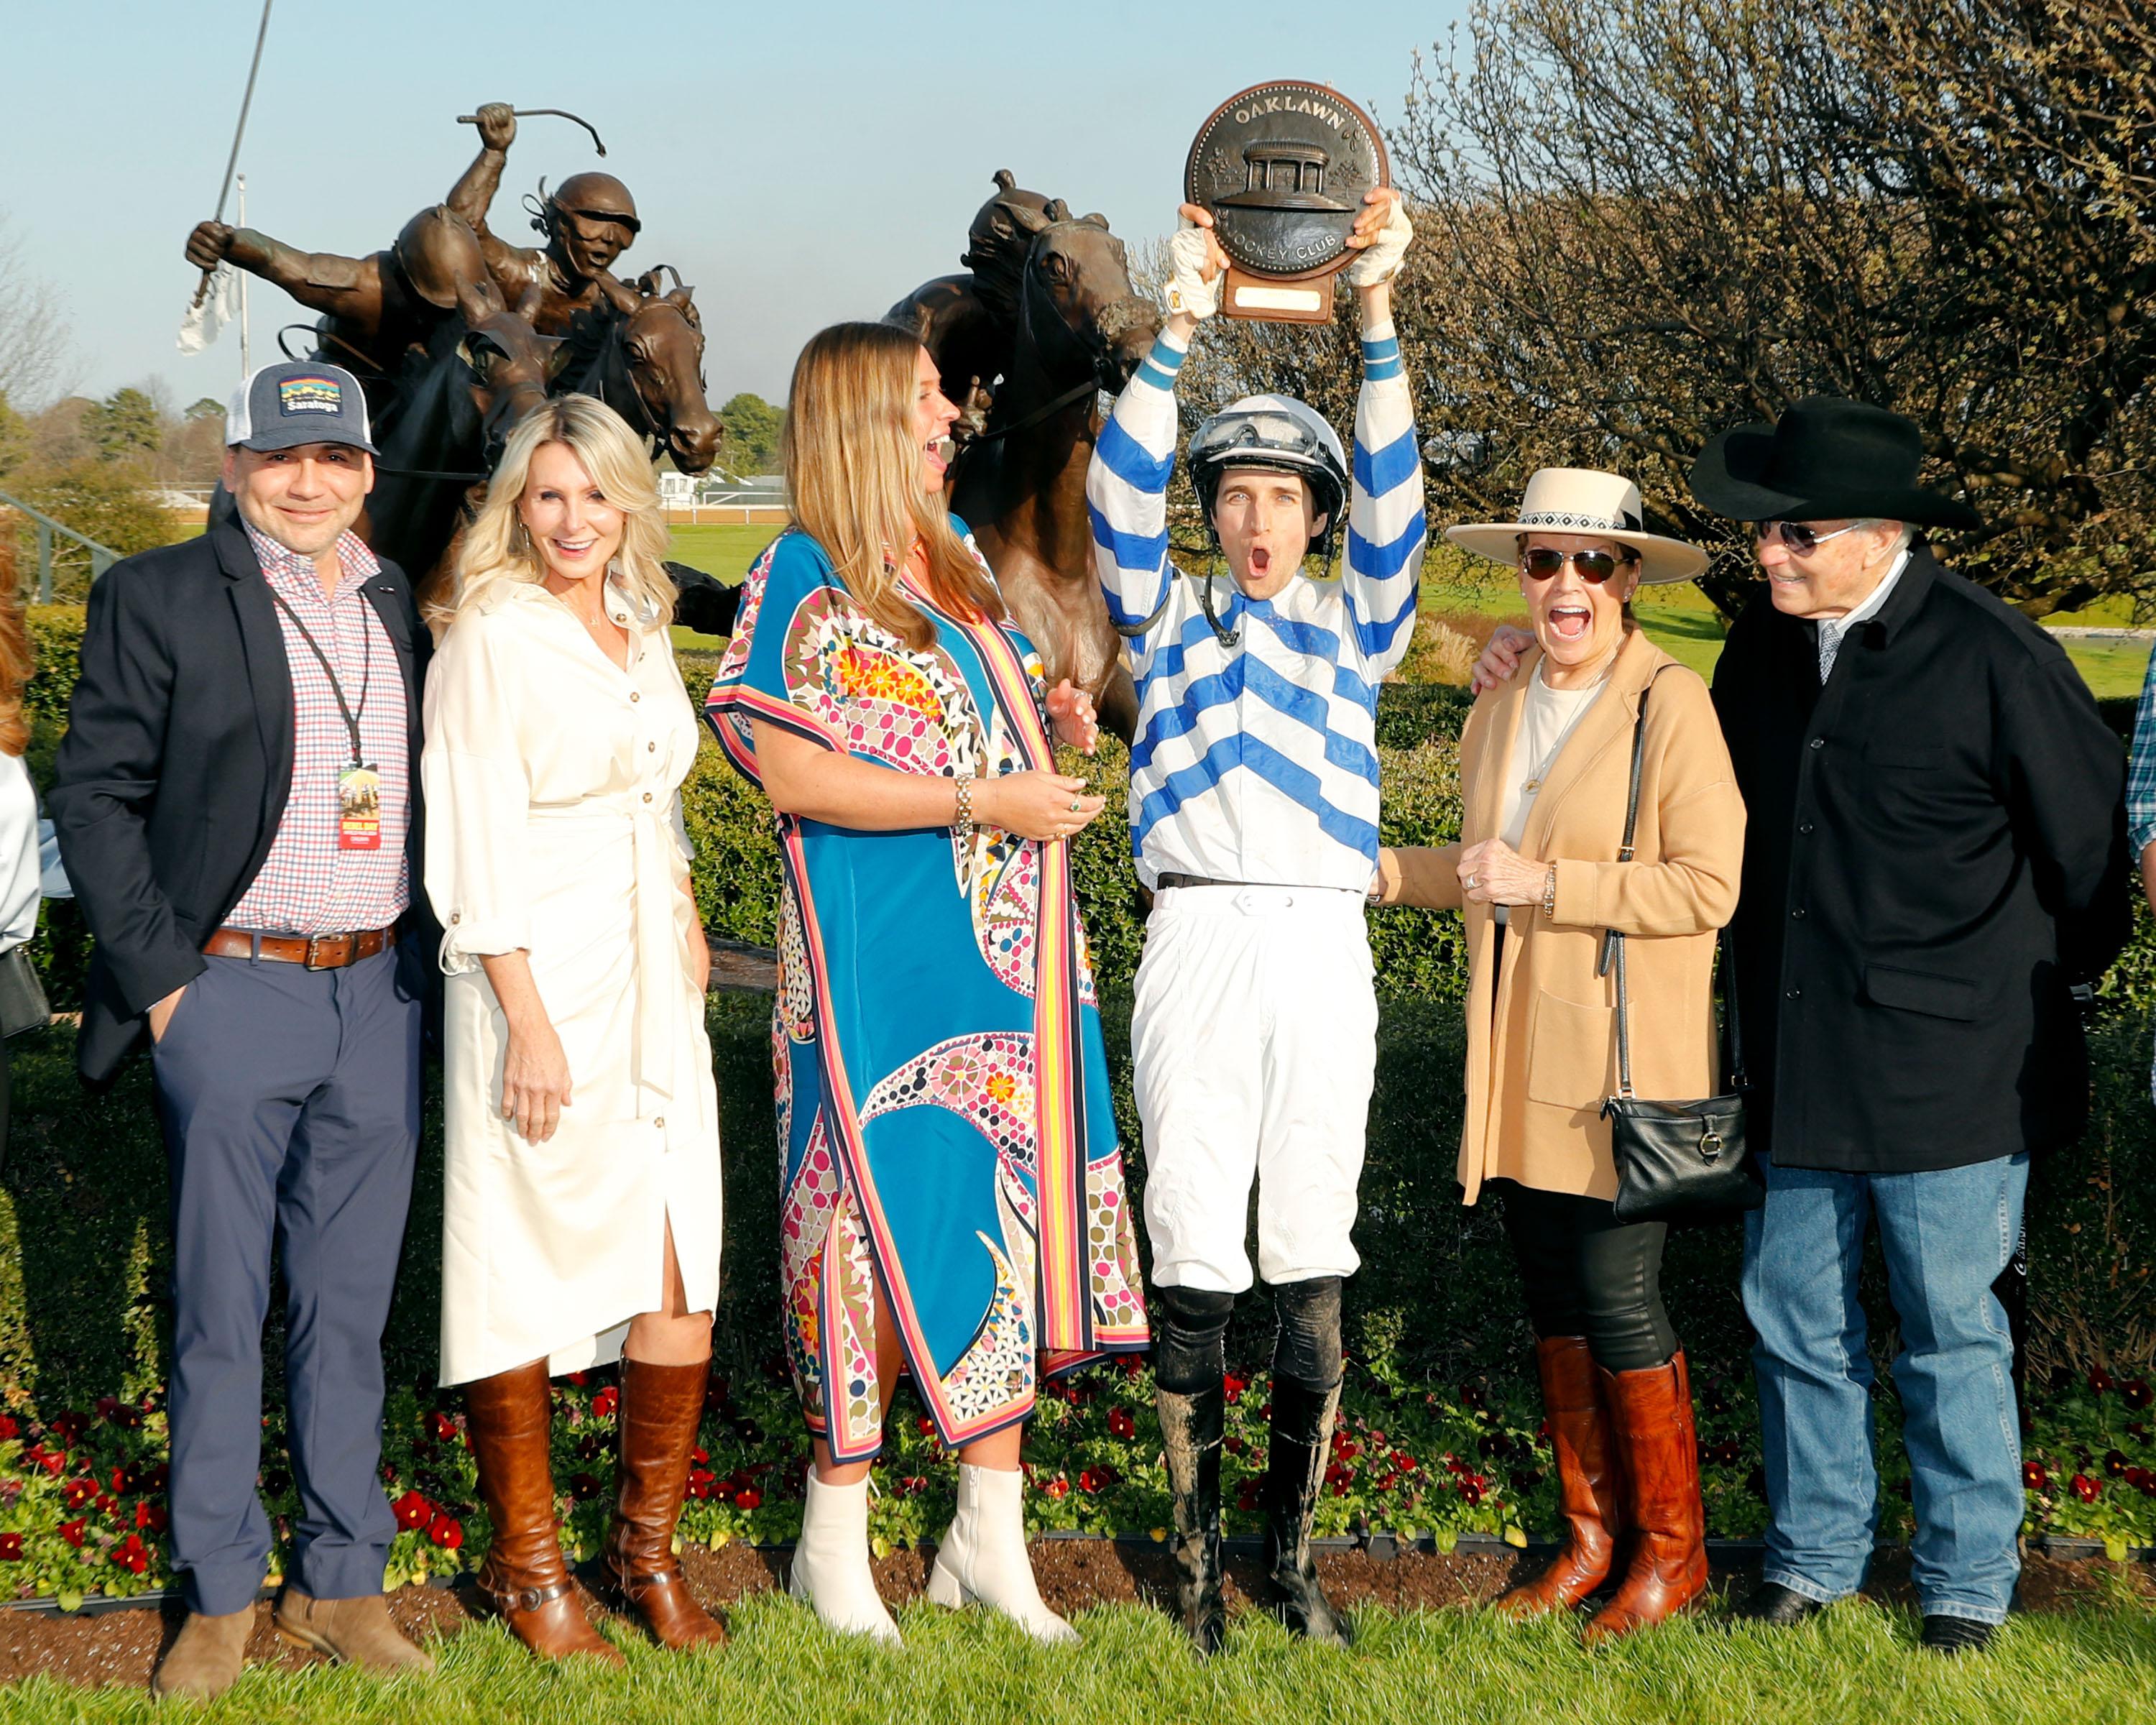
[{"left": 1597, "top": 676, "right": 1761, "bottom": 1223}]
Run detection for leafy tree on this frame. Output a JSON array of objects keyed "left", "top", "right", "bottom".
[
  {"left": 717, "top": 392, "right": 783, "bottom": 477},
  {"left": 84, "top": 387, "right": 162, "bottom": 463},
  {"left": 1391, "top": 0, "right": 2156, "bottom": 618},
  {"left": 0, "top": 387, "right": 26, "bottom": 479}
]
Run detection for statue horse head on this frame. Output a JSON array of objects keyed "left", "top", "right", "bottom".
[
  {"left": 1005, "top": 199, "right": 1161, "bottom": 400},
  {"left": 454, "top": 282, "right": 565, "bottom": 466},
  {"left": 567, "top": 270, "right": 722, "bottom": 474}
]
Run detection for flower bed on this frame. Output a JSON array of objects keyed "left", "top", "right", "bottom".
[{"left": 6, "top": 1353, "right": 2153, "bottom": 1607}]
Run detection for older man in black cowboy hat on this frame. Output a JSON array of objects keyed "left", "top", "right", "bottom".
[
  {"left": 1470, "top": 397, "right": 2130, "bottom": 1650},
  {"left": 1692, "top": 397, "right": 2129, "bottom": 1650}
]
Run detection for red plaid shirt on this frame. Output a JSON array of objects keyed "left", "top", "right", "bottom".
[{"left": 225, "top": 524, "right": 411, "bottom": 934}]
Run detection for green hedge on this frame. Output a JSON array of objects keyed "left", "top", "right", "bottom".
[{"left": 4, "top": 612, "right": 2154, "bottom": 1599}]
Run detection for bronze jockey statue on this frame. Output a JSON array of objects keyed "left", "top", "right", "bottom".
[
  {"left": 446, "top": 102, "right": 645, "bottom": 337},
  {"left": 184, "top": 203, "right": 499, "bottom": 414}
]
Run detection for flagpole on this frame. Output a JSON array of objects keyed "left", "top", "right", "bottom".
[
  {"left": 189, "top": 0, "right": 276, "bottom": 310},
  {"left": 236, "top": 175, "right": 252, "bottom": 377}
]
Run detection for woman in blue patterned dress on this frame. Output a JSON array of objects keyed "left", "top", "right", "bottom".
[{"left": 705, "top": 322, "right": 1149, "bottom": 1645}]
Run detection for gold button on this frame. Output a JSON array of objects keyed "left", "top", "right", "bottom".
[
  {"left": 631, "top": 692, "right": 641, "bottom": 704},
  {"left": 450, "top": 911, "right": 461, "bottom": 924},
  {"left": 648, "top": 741, "right": 656, "bottom": 753},
  {"left": 642, "top": 792, "right": 653, "bottom": 804},
  {"left": 654, "top": 1117, "right": 665, "bottom": 1130}
]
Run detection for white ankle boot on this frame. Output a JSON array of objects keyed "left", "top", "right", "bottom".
[
  {"left": 926, "top": 1462, "right": 1079, "bottom": 1644},
  {"left": 790, "top": 1471, "right": 901, "bottom": 1644}
]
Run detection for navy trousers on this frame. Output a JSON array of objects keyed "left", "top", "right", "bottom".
[{"left": 152, "top": 948, "right": 420, "bottom": 1616}]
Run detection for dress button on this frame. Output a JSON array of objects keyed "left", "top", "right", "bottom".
[
  {"left": 1786, "top": 987, "right": 1802, "bottom": 999},
  {"left": 450, "top": 911, "right": 461, "bottom": 924},
  {"left": 1798, "top": 822, "right": 1815, "bottom": 835},
  {"left": 631, "top": 692, "right": 641, "bottom": 704},
  {"left": 648, "top": 741, "right": 656, "bottom": 753},
  {"left": 654, "top": 1117, "right": 665, "bottom": 1130},
  {"left": 642, "top": 792, "right": 653, "bottom": 804},
  {"left": 1790, "top": 907, "right": 1807, "bottom": 919},
  {"left": 1809, "top": 738, "right": 1825, "bottom": 750}
]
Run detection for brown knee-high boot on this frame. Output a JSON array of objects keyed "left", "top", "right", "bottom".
[
  {"left": 1583, "top": 1351, "right": 1708, "bottom": 1643},
  {"left": 602, "top": 1358, "right": 728, "bottom": 1649},
  {"left": 464, "top": 1361, "right": 624, "bottom": 1664},
  {"left": 1495, "top": 1337, "right": 1621, "bottom": 1616}
]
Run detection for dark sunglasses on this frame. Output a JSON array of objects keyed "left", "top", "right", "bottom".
[
  {"left": 1520, "top": 547, "right": 1636, "bottom": 584},
  {"left": 1753, "top": 520, "right": 1864, "bottom": 557}
]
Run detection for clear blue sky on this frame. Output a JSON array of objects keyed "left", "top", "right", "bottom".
[{"left": 6, "top": 0, "right": 1468, "bottom": 410}]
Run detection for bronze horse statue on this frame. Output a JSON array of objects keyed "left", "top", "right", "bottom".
[
  {"left": 559, "top": 270, "right": 722, "bottom": 475},
  {"left": 893, "top": 178, "right": 1160, "bottom": 740},
  {"left": 365, "top": 282, "right": 565, "bottom": 615}
]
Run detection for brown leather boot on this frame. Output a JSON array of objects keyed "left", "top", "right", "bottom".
[
  {"left": 464, "top": 1361, "right": 625, "bottom": 1664},
  {"left": 1583, "top": 1351, "right": 1708, "bottom": 1643},
  {"left": 149, "top": 1606, "right": 254, "bottom": 1700},
  {"left": 1495, "top": 1337, "right": 1620, "bottom": 1616},
  {"left": 602, "top": 1358, "right": 728, "bottom": 1650}
]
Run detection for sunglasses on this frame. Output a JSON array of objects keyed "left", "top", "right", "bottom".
[
  {"left": 1520, "top": 548, "right": 1636, "bottom": 584},
  {"left": 1753, "top": 520, "right": 1865, "bottom": 556}
]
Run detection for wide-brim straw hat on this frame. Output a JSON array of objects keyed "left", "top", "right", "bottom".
[{"left": 1445, "top": 468, "right": 1708, "bottom": 584}]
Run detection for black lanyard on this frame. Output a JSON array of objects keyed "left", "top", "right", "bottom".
[{"left": 269, "top": 588, "right": 372, "bottom": 765}]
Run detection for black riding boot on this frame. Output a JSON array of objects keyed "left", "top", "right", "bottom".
[
  {"left": 1156, "top": 1382, "right": 1227, "bottom": 1655},
  {"left": 1262, "top": 1373, "right": 1352, "bottom": 1646}
]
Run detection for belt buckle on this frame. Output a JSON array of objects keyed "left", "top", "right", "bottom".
[{"left": 303, "top": 935, "right": 341, "bottom": 970}]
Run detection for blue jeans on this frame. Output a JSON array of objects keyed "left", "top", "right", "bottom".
[{"left": 1741, "top": 1149, "right": 2028, "bottom": 1624}]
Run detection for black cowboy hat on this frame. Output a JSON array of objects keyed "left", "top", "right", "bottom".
[{"left": 1687, "top": 396, "right": 1981, "bottom": 530}]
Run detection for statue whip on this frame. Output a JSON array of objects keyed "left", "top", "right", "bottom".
[
  {"left": 457, "top": 109, "right": 610, "bottom": 158},
  {"left": 189, "top": 0, "right": 276, "bottom": 311}
]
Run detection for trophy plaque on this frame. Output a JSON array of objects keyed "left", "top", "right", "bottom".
[{"left": 1184, "top": 80, "right": 1391, "bottom": 324}]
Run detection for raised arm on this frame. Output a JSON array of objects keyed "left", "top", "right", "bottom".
[
  {"left": 446, "top": 103, "right": 517, "bottom": 238},
  {"left": 1340, "top": 190, "right": 1425, "bottom": 677},
  {"left": 183, "top": 221, "right": 381, "bottom": 330}
]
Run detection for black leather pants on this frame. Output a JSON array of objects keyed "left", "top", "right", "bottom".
[{"left": 1494, "top": 1179, "right": 1678, "bottom": 1372}]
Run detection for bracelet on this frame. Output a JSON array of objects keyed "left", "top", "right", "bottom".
[
  {"left": 1540, "top": 866, "right": 1558, "bottom": 919},
  {"left": 954, "top": 773, "right": 975, "bottom": 850}
]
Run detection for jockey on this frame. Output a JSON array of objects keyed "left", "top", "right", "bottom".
[{"left": 1084, "top": 190, "right": 1422, "bottom": 1652}]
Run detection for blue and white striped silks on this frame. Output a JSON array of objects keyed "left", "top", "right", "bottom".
[{"left": 1086, "top": 328, "right": 1426, "bottom": 892}]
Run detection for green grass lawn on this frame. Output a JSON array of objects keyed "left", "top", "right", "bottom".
[{"left": 4, "top": 1593, "right": 2151, "bottom": 1724}]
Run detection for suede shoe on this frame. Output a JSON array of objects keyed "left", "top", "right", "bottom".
[
  {"left": 275, "top": 1588, "right": 436, "bottom": 1674},
  {"left": 1733, "top": 1581, "right": 1827, "bottom": 1626},
  {"left": 1921, "top": 1614, "right": 1997, "bottom": 1655},
  {"left": 150, "top": 1606, "right": 254, "bottom": 1701}
]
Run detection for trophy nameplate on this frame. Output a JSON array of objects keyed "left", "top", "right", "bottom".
[{"left": 1184, "top": 80, "right": 1391, "bottom": 325}]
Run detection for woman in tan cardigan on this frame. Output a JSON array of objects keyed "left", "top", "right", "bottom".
[{"left": 1376, "top": 469, "right": 1743, "bottom": 1642}]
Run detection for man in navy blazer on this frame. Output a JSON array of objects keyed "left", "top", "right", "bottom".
[{"left": 50, "top": 362, "right": 436, "bottom": 1698}]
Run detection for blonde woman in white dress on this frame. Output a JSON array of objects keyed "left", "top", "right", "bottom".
[{"left": 423, "top": 395, "right": 726, "bottom": 1662}]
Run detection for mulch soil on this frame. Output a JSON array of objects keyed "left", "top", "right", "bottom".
[{"left": 1, "top": 1543, "right": 2147, "bottom": 1691}]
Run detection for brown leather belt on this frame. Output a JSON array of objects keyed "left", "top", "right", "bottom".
[{"left": 203, "top": 926, "right": 397, "bottom": 970}]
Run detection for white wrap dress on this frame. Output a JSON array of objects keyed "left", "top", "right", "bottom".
[{"left": 423, "top": 578, "right": 723, "bottom": 1386}]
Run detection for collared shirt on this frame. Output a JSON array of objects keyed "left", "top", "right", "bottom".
[
  {"left": 225, "top": 522, "right": 410, "bottom": 934},
  {"left": 2128, "top": 643, "right": 2156, "bottom": 863},
  {"left": 1085, "top": 325, "right": 1427, "bottom": 892},
  {"left": 1814, "top": 548, "right": 1910, "bottom": 683}
]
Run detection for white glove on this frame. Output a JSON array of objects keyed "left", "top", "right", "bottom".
[
  {"left": 1344, "top": 197, "right": 1414, "bottom": 288},
  {"left": 1164, "top": 224, "right": 1220, "bottom": 321}
]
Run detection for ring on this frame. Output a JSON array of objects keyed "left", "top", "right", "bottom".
[
  {"left": 1468, "top": 875, "right": 1481, "bottom": 888},
  {"left": 1068, "top": 798, "right": 1082, "bottom": 812}
]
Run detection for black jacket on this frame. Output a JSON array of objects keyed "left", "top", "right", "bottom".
[
  {"left": 1711, "top": 546, "right": 2130, "bottom": 1172},
  {"left": 48, "top": 520, "right": 432, "bottom": 1085}
]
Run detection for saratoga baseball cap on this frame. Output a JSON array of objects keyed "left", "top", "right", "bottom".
[{"left": 225, "top": 359, "right": 378, "bottom": 456}]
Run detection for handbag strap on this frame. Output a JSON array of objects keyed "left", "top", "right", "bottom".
[
  {"left": 1598, "top": 671, "right": 1664, "bottom": 1100},
  {"left": 1595, "top": 668, "right": 1748, "bottom": 1099}
]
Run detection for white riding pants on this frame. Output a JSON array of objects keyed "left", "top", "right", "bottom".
[{"left": 1131, "top": 883, "right": 1378, "bottom": 1293}]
